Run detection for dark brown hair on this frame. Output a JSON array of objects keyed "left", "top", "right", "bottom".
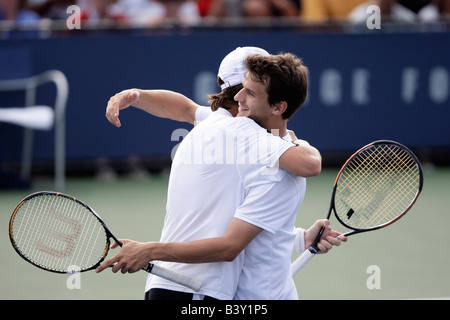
[
  {"left": 245, "top": 53, "right": 309, "bottom": 119},
  {"left": 207, "top": 78, "right": 242, "bottom": 112}
]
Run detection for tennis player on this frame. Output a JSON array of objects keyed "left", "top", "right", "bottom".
[{"left": 99, "top": 48, "right": 346, "bottom": 300}]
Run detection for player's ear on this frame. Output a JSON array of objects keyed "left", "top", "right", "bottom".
[{"left": 272, "top": 101, "right": 287, "bottom": 116}]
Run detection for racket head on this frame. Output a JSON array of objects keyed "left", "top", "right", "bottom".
[
  {"left": 9, "top": 191, "right": 116, "bottom": 274},
  {"left": 331, "top": 140, "right": 423, "bottom": 236}
]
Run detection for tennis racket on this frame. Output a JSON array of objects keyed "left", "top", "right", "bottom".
[
  {"left": 9, "top": 191, "right": 202, "bottom": 292},
  {"left": 292, "top": 140, "right": 423, "bottom": 275}
]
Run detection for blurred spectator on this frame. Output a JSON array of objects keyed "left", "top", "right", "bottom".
[
  {"left": 197, "top": 0, "right": 215, "bottom": 16},
  {"left": 349, "top": 0, "right": 450, "bottom": 23},
  {"left": 99, "top": 0, "right": 164, "bottom": 27},
  {"left": 202, "top": 0, "right": 299, "bottom": 17},
  {"left": 0, "top": 0, "right": 41, "bottom": 38},
  {"left": 202, "top": 0, "right": 245, "bottom": 17},
  {"left": 0, "top": 0, "right": 40, "bottom": 23},
  {"left": 77, "top": 0, "right": 126, "bottom": 23},
  {"left": 105, "top": 0, "right": 201, "bottom": 27},
  {"left": 300, "top": 0, "right": 367, "bottom": 22},
  {"left": 154, "top": 0, "right": 202, "bottom": 25},
  {"left": 242, "top": 0, "right": 299, "bottom": 17},
  {"left": 29, "top": 0, "right": 76, "bottom": 20},
  {"left": 382, "top": 0, "right": 450, "bottom": 21}
]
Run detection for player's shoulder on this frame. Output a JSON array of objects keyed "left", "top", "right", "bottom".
[
  {"left": 194, "top": 106, "right": 213, "bottom": 124},
  {"left": 203, "top": 107, "right": 233, "bottom": 124}
]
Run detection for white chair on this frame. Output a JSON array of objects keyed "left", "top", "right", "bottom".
[{"left": 0, "top": 70, "right": 69, "bottom": 190}]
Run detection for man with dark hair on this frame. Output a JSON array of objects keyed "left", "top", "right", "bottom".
[{"left": 99, "top": 48, "right": 346, "bottom": 300}]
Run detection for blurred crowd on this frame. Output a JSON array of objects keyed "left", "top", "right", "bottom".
[{"left": 1, "top": 0, "right": 449, "bottom": 28}]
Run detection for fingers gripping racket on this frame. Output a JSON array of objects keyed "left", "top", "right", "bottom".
[
  {"left": 9, "top": 191, "right": 202, "bottom": 292},
  {"left": 292, "top": 140, "right": 423, "bottom": 276}
]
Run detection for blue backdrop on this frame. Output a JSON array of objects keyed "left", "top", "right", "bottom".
[{"left": 1, "top": 30, "right": 449, "bottom": 162}]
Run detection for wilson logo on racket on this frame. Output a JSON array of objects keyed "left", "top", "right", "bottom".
[
  {"left": 9, "top": 191, "right": 202, "bottom": 292},
  {"left": 35, "top": 207, "right": 82, "bottom": 259}
]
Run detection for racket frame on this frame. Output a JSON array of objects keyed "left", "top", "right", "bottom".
[
  {"left": 330, "top": 140, "right": 424, "bottom": 238},
  {"left": 293, "top": 140, "right": 424, "bottom": 274},
  {"left": 9, "top": 191, "right": 119, "bottom": 274},
  {"left": 9, "top": 191, "right": 203, "bottom": 292}
]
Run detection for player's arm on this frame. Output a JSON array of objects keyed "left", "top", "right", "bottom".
[
  {"left": 153, "top": 218, "right": 261, "bottom": 263},
  {"left": 96, "top": 182, "right": 277, "bottom": 274},
  {"left": 106, "top": 89, "right": 200, "bottom": 127},
  {"left": 272, "top": 129, "right": 322, "bottom": 178},
  {"left": 96, "top": 218, "right": 262, "bottom": 274},
  {"left": 279, "top": 142, "right": 322, "bottom": 178}
]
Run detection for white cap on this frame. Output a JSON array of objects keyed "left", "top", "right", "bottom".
[{"left": 217, "top": 46, "right": 269, "bottom": 90}]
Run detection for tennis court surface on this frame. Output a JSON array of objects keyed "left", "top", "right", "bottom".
[{"left": 1, "top": 168, "right": 449, "bottom": 300}]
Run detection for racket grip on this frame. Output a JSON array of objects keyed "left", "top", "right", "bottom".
[
  {"left": 147, "top": 264, "right": 202, "bottom": 292},
  {"left": 291, "top": 248, "right": 316, "bottom": 276}
]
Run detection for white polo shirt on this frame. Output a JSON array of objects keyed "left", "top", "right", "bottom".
[
  {"left": 196, "top": 107, "right": 308, "bottom": 299},
  {"left": 234, "top": 171, "right": 305, "bottom": 300},
  {"left": 145, "top": 108, "right": 295, "bottom": 299}
]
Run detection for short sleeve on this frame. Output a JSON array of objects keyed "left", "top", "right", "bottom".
[{"left": 194, "top": 106, "right": 212, "bottom": 124}]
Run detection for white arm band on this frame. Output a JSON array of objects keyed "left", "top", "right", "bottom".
[{"left": 293, "top": 227, "right": 306, "bottom": 253}]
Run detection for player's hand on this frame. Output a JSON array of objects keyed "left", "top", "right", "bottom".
[
  {"left": 304, "top": 219, "right": 347, "bottom": 254},
  {"left": 106, "top": 89, "right": 140, "bottom": 127},
  {"left": 95, "top": 239, "right": 150, "bottom": 274}
]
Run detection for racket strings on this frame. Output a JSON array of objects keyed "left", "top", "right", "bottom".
[
  {"left": 335, "top": 144, "right": 421, "bottom": 230},
  {"left": 10, "top": 194, "right": 108, "bottom": 272}
]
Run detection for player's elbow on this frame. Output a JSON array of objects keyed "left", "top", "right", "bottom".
[
  {"left": 222, "top": 249, "right": 241, "bottom": 262},
  {"left": 308, "top": 158, "right": 322, "bottom": 177},
  {"left": 280, "top": 147, "right": 322, "bottom": 177},
  {"left": 221, "top": 244, "right": 244, "bottom": 262},
  {"left": 293, "top": 157, "right": 322, "bottom": 177}
]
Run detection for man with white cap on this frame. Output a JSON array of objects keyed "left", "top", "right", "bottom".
[
  {"left": 100, "top": 47, "right": 345, "bottom": 300},
  {"left": 106, "top": 47, "right": 317, "bottom": 175},
  {"left": 106, "top": 47, "right": 268, "bottom": 125}
]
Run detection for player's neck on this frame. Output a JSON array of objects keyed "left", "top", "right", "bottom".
[{"left": 265, "top": 119, "right": 287, "bottom": 137}]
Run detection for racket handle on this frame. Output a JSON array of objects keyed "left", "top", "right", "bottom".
[
  {"left": 146, "top": 263, "right": 203, "bottom": 292},
  {"left": 291, "top": 248, "right": 316, "bottom": 276}
]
